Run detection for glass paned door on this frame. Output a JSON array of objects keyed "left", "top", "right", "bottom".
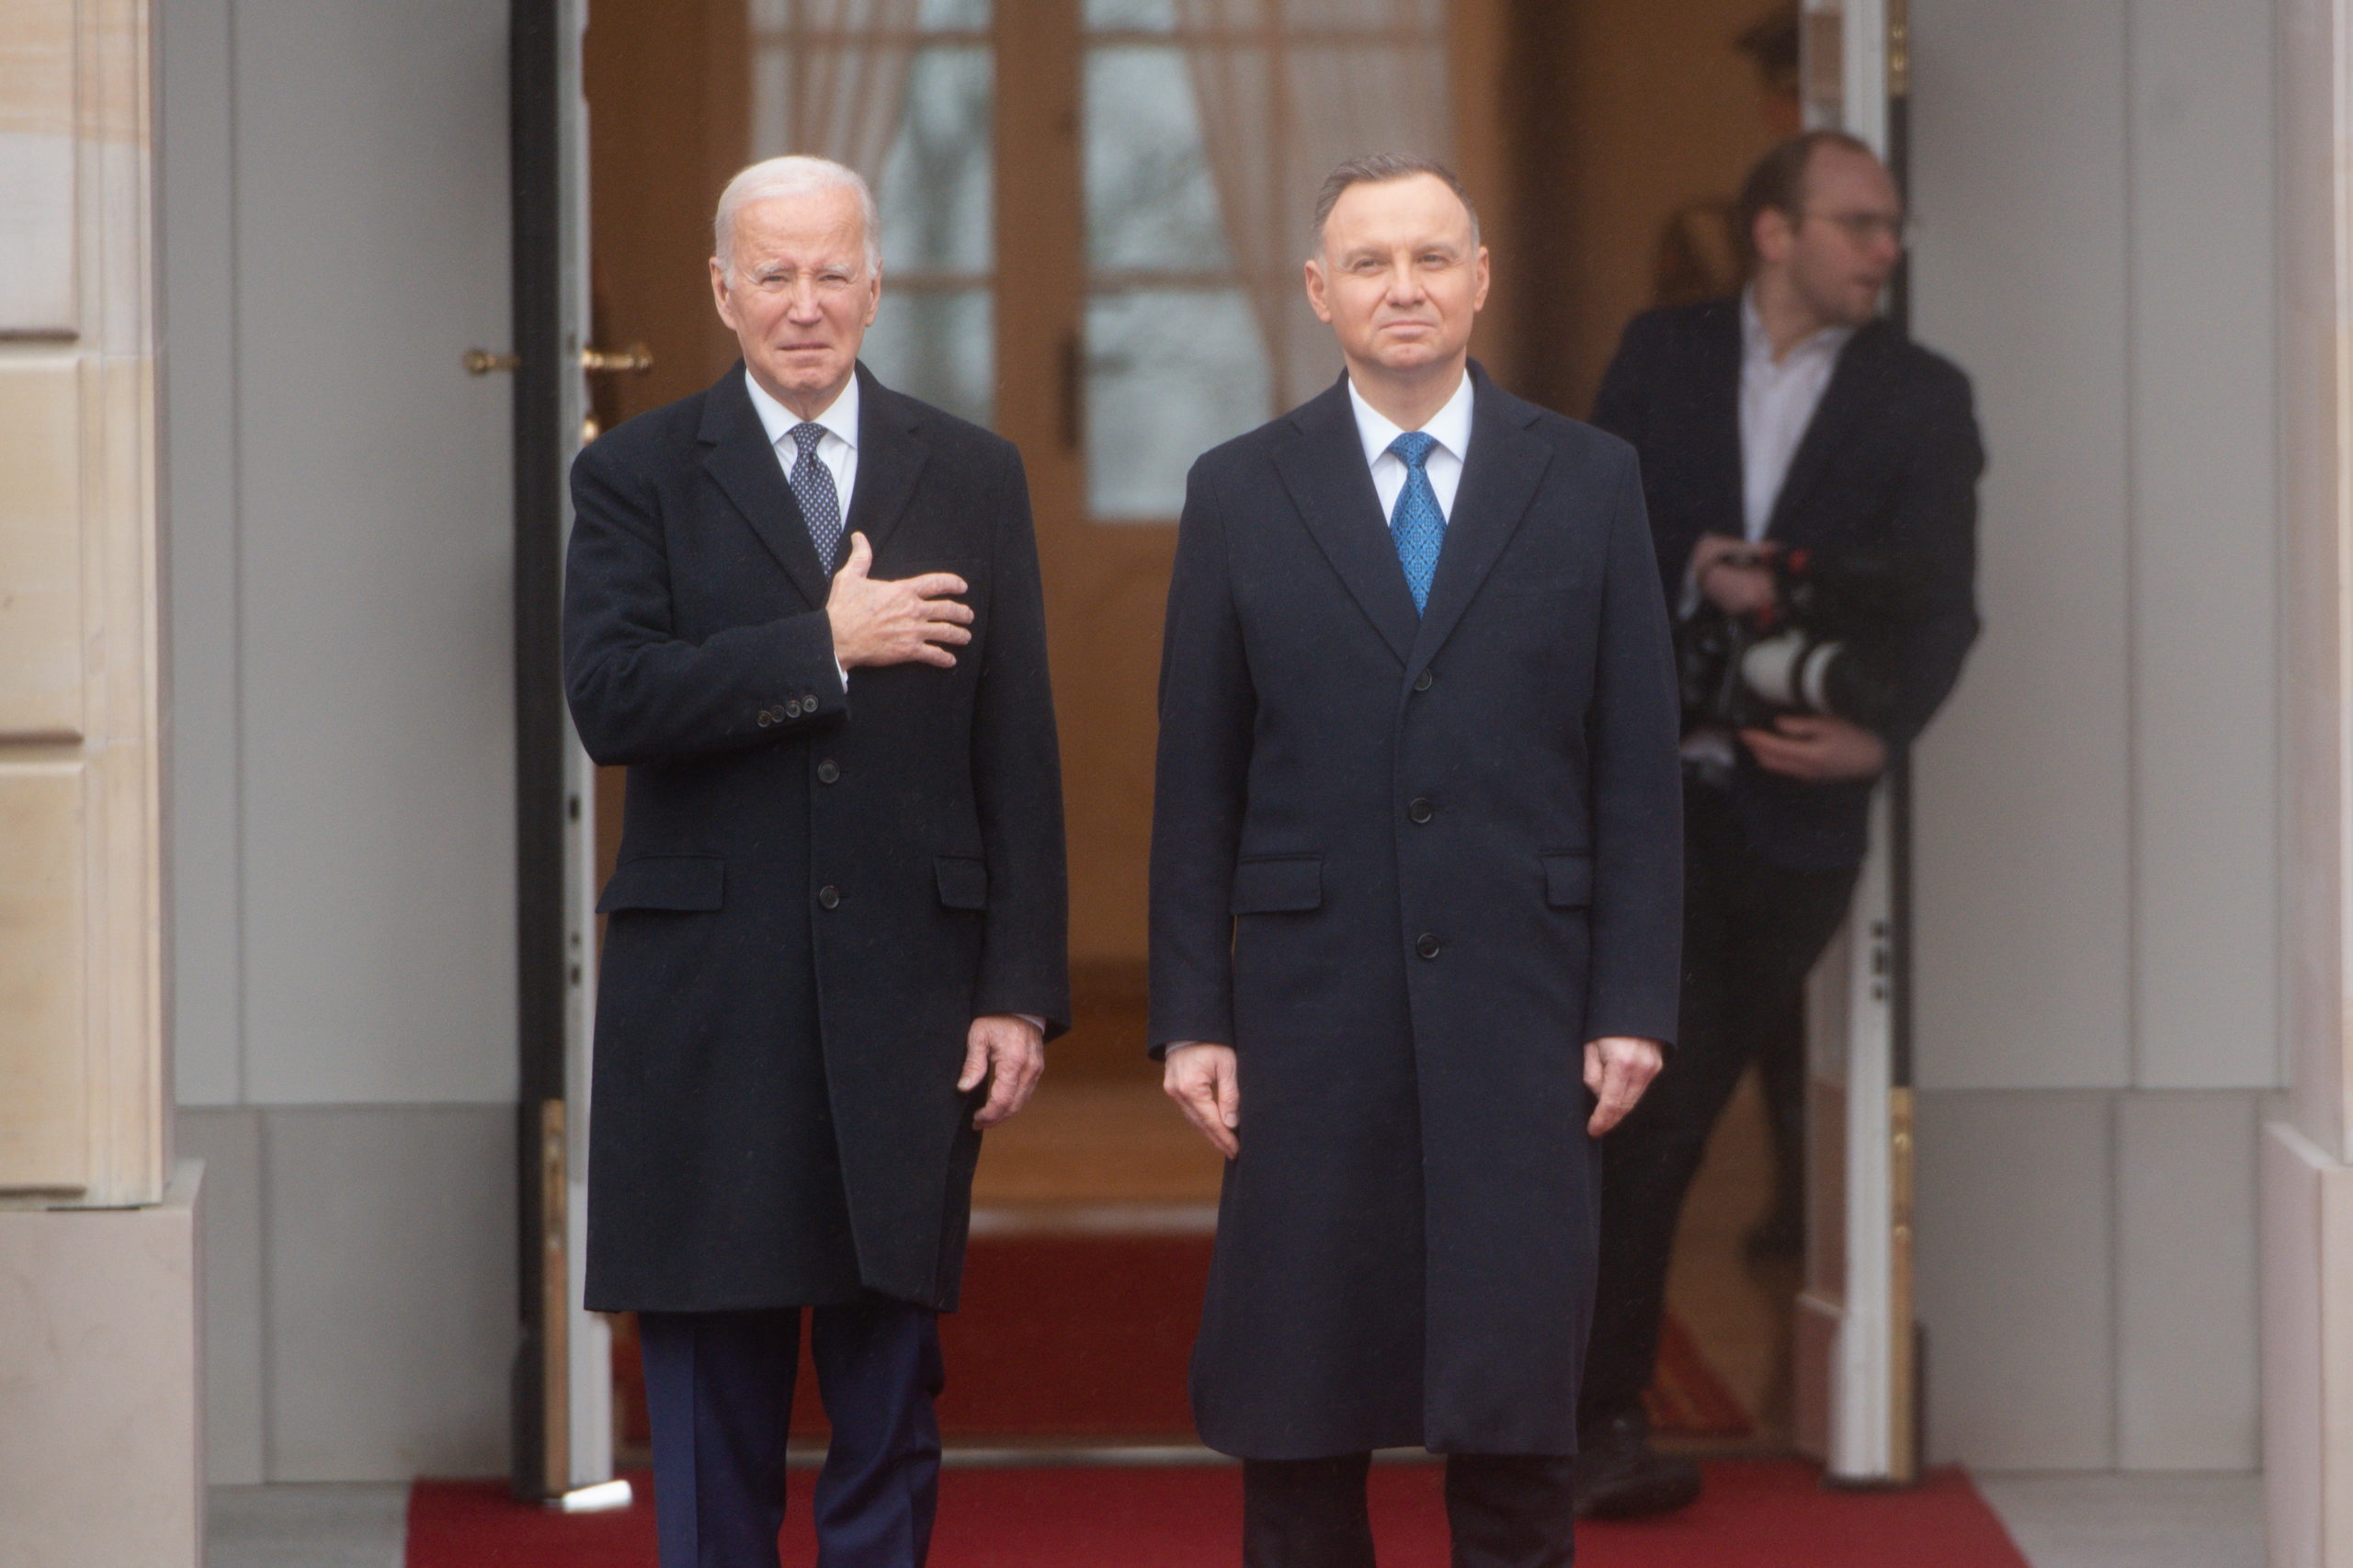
[
  {"left": 1082, "top": 3, "right": 1273, "bottom": 519},
  {"left": 750, "top": 0, "right": 997, "bottom": 427}
]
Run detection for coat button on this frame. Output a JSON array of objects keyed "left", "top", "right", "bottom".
[
  {"left": 786, "top": 698, "right": 805, "bottom": 718},
  {"left": 1414, "top": 669, "right": 1434, "bottom": 693},
  {"left": 816, "top": 759, "right": 840, "bottom": 784},
  {"left": 1415, "top": 933, "right": 1442, "bottom": 960},
  {"left": 756, "top": 711, "right": 772, "bottom": 727},
  {"left": 1408, "top": 797, "right": 1435, "bottom": 824},
  {"left": 818, "top": 884, "right": 840, "bottom": 910}
]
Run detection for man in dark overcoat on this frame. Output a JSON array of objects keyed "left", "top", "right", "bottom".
[
  {"left": 1150, "top": 154, "right": 1685, "bottom": 1568},
  {"left": 563, "top": 154, "right": 1067, "bottom": 1568}
]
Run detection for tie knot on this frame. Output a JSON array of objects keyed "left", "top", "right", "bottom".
[
  {"left": 1388, "top": 430, "right": 1438, "bottom": 471},
  {"left": 790, "top": 422, "right": 827, "bottom": 458}
]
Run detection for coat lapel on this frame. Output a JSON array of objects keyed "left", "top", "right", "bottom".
[
  {"left": 698, "top": 364, "right": 832, "bottom": 610},
  {"left": 1272, "top": 378, "right": 1419, "bottom": 665},
  {"left": 843, "top": 362, "right": 927, "bottom": 562},
  {"left": 1767, "top": 318, "right": 1893, "bottom": 543},
  {"left": 1406, "top": 363, "right": 1552, "bottom": 677},
  {"left": 1694, "top": 300, "right": 1745, "bottom": 534}
]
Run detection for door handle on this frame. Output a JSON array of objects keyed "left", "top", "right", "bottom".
[
  {"left": 464, "top": 348, "right": 519, "bottom": 375},
  {"left": 581, "top": 342, "right": 654, "bottom": 375}
]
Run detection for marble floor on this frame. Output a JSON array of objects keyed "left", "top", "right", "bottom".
[{"left": 207, "top": 1470, "right": 2266, "bottom": 1567}]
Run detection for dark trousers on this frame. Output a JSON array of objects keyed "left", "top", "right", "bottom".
[
  {"left": 1579, "top": 782, "right": 1859, "bottom": 1426},
  {"left": 1243, "top": 1452, "right": 1577, "bottom": 1568},
  {"left": 638, "top": 1301, "right": 943, "bottom": 1568}
]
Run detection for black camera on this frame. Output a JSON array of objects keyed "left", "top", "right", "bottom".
[{"left": 1676, "top": 546, "right": 1910, "bottom": 733}]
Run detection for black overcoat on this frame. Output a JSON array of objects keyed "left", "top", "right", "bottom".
[
  {"left": 1593, "top": 300, "right": 1984, "bottom": 869},
  {"left": 1147, "top": 366, "right": 1684, "bottom": 1459},
  {"left": 563, "top": 363, "right": 1068, "bottom": 1314}
]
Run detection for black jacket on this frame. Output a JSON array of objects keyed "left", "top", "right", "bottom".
[
  {"left": 1592, "top": 298, "right": 1984, "bottom": 868},
  {"left": 563, "top": 363, "right": 1068, "bottom": 1313},
  {"left": 1148, "top": 366, "right": 1683, "bottom": 1457}
]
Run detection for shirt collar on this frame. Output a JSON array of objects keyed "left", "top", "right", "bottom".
[
  {"left": 1347, "top": 368, "right": 1475, "bottom": 471},
  {"left": 1740, "top": 286, "right": 1856, "bottom": 369},
  {"left": 745, "top": 366, "right": 860, "bottom": 455}
]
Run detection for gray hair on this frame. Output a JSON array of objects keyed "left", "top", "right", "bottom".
[
  {"left": 1311, "top": 152, "right": 1481, "bottom": 252},
  {"left": 713, "top": 154, "right": 881, "bottom": 277}
]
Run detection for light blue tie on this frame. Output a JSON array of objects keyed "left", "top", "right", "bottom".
[{"left": 1387, "top": 430, "right": 1445, "bottom": 613}]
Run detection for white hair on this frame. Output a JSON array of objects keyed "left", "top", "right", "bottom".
[{"left": 712, "top": 155, "right": 881, "bottom": 277}]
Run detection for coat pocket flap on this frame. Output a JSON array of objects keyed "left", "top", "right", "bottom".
[
  {"left": 1541, "top": 853, "right": 1596, "bottom": 909},
  {"left": 1231, "top": 856, "right": 1324, "bottom": 915},
  {"left": 597, "top": 855, "right": 725, "bottom": 913},
  {"left": 935, "top": 856, "right": 990, "bottom": 910}
]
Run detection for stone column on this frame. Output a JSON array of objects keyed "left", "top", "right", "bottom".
[
  {"left": 0, "top": 0, "right": 203, "bottom": 1562},
  {"left": 2269, "top": 0, "right": 2353, "bottom": 1562}
]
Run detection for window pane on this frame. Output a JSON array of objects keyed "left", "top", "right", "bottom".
[
  {"left": 877, "top": 46, "right": 994, "bottom": 275},
  {"left": 1084, "top": 0, "right": 1176, "bottom": 28},
  {"left": 917, "top": 0, "right": 990, "bottom": 28},
  {"left": 1085, "top": 46, "right": 1230, "bottom": 272},
  {"left": 1086, "top": 289, "right": 1268, "bottom": 519},
  {"left": 863, "top": 288, "right": 994, "bottom": 428},
  {"left": 750, "top": 0, "right": 989, "bottom": 28}
]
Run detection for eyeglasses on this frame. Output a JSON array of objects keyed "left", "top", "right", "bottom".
[{"left": 1799, "top": 210, "right": 1912, "bottom": 247}]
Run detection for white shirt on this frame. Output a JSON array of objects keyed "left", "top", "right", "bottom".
[
  {"left": 1348, "top": 370, "right": 1474, "bottom": 523},
  {"left": 745, "top": 367, "right": 859, "bottom": 519},
  {"left": 1738, "top": 289, "right": 1853, "bottom": 539}
]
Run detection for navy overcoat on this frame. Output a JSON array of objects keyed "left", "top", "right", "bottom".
[
  {"left": 1147, "top": 365, "right": 1684, "bottom": 1459},
  {"left": 563, "top": 363, "right": 1069, "bottom": 1314}
]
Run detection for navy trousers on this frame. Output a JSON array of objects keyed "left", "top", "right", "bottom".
[{"left": 638, "top": 1301, "right": 944, "bottom": 1568}]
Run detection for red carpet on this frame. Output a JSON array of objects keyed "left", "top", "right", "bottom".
[
  {"left": 407, "top": 1460, "right": 2030, "bottom": 1567},
  {"left": 612, "top": 1235, "right": 1747, "bottom": 1445}
]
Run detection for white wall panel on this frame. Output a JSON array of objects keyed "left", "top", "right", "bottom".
[
  {"left": 264, "top": 1107, "right": 513, "bottom": 1481},
  {"left": 177, "top": 1108, "right": 264, "bottom": 1483},
  {"left": 1916, "top": 1090, "right": 2117, "bottom": 1468},
  {"left": 1909, "top": 0, "right": 2134, "bottom": 1091},
  {"left": 2126, "top": 0, "right": 2281, "bottom": 1090},
  {"left": 232, "top": 0, "right": 517, "bottom": 1104},
  {"left": 2117, "top": 1092, "right": 2260, "bottom": 1469},
  {"left": 160, "top": 0, "right": 244, "bottom": 1108}
]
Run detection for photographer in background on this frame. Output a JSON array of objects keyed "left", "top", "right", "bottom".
[{"left": 1576, "top": 130, "right": 1983, "bottom": 1517}]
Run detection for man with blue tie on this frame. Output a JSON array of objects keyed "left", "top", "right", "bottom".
[
  {"left": 563, "top": 155, "right": 1068, "bottom": 1568},
  {"left": 1151, "top": 153, "right": 1686, "bottom": 1567}
]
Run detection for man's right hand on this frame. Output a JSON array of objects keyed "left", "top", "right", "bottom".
[
  {"left": 825, "top": 532, "right": 973, "bottom": 669},
  {"left": 1163, "top": 1042, "right": 1240, "bottom": 1160},
  {"left": 1689, "top": 533, "right": 1778, "bottom": 619}
]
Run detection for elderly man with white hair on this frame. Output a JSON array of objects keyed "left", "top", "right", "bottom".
[{"left": 563, "top": 154, "right": 1069, "bottom": 1568}]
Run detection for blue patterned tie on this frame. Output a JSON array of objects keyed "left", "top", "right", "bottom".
[
  {"left": 1387, "top": 430, "right": 1445, "bottom": 613},
  {"left": 787, "top": 422, "right": 844, "bottom": 572}
]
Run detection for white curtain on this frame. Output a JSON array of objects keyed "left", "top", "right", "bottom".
[
  {"left": 750, "top": 0, "right": 926, "bottom": 184},
  {"left": 1174, "top": 0, "right": 1453, "bottom": 409}
]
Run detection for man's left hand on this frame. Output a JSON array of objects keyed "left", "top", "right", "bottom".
[
  {"left": 1740, "top": 714, "right": 1889, "bottom": 781},
  {"left": 959, "top": 1014, "right": 1045, "bottom": 1130},
  {"left": 1585, "top": 1036, "right": 1665, "bottom": 1135}
]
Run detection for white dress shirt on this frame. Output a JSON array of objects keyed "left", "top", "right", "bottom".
[
  {"left": 1348, "top": 369, "right": 1474, "bottom": 523},
  {"left": 1738, "top": 288, "right": 1853, "bottom": 539},
  {"left": 745, "top": 367, "right": 860, "bottom": 519}
]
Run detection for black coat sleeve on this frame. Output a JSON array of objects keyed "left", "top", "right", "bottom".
[
  {"left": 1585, "top": 448, "right": 1685, "bottom": 1047},
  {"left": 563, "top": 437, "right": 847, "bottom": 767},
  {"left": 1877, "top": 365, "right": 1984, "bottom": 750},
  {"left": 1145, "top": 462, "right": 1256, "bottom": 1055},
  {"left": 967, "top": 445, "right": 1072, "bottom": 1034}
]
